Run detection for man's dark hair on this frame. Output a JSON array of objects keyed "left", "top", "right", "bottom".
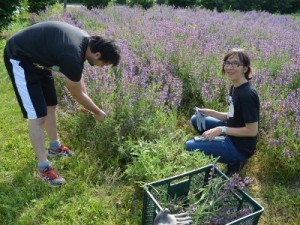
[{"left": 89, "top": 36, "right": 121, "bottom": 66}]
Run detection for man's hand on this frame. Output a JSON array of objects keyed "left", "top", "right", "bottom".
[
  {"left": 78, "top": 107, "right": 90, "bottom": 115},
  {"left": 78, "top": 107, "right": 106, "bottom": 122},
  {"left": 93, "top": 111, "right": 106, "bottom": 122},
  {"left": 65, "top": 77, "right": 106, "bottom": 121},
  {"left": 153, "top": 209, "right": 192, "bottom": 225}
]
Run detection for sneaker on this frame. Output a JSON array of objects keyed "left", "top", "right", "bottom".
[
  {"left": 37, "top": 166, "right": 65, "bottom": 186},
  {"left": 48, "top": 144, "right": 74, "bottom": 157}
]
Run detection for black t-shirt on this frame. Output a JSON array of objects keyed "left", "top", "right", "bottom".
[
  {"left": 5, "top": 21, "right": 89, "bottom": 82},
  {"left": 227, "top": 82, "right": 260, "bottom": 158}
]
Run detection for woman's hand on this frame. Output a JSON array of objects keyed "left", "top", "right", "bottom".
[
  {"left": 198, "top": 108, "right": 215, "bottom": 117},
  {"left": 197, "top": 108, "right": 228, "bottom": 121},
  {"left": 202, "top": 127, "right": 223, "bottom": 141}
]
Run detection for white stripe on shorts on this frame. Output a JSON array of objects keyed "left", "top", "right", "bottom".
[{"left": 10, "top": 59, "right": 37, "bottom": 119}]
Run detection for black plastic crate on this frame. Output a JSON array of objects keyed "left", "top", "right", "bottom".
[{"left": 142, "top": 164, "right": 264, "bottom": 225}]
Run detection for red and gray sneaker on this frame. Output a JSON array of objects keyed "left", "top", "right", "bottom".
[
  {"left": 48, "top": 144, "right": 74, "bottom": 157},
  {"left": 37, "top": 166, "right": 65, "bottom": 186}
]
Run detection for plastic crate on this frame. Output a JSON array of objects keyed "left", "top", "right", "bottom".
[{"left": 141, "top": 164, "right": 264, "bottom": 225}]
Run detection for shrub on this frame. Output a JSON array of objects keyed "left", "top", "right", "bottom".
[
  {"left": 200, "top": 0, "right": 300, "bottom": 14},
  {"left": 27, "top": 0, "right": 57, "bottom": 13},
  {"left": 168, "top": 0, "right": 201, "bottom": 8},
  {"left": 126, "top": 0, "right": 156, "bottom": 9},
  {"left": 0, "top": 0, "right": 21, "bottom": 32},
  {"left": 81, "top": 0, "right": 110, "bottom": 9},
  {"left": 123, "top": 131, "right": 216, "bottom": 183}
]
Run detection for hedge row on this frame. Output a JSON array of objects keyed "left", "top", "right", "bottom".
[
  {"left": 82, "top": 0, "right": 300, "bottom": 14},
  {"left": 1, "top": 0, "right": 299, "bottom": 32}
]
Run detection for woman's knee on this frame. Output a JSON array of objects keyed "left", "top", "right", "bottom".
[
  {"left": 190, "top": 115, "right": 197, "bottom": 125},
  {"left": 185, "top": 139, "right": 202, "bottom": 151},
  {"left": 190, "top": 115, "right": 199, "bottom": 131}
]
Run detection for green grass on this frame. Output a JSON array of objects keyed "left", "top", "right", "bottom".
[
  {"left": 0, "top": 69, "right": 140, "bottom": 224},
  {"left": 1, "top": 9, "right": 300, "bottom": 225},
  {"left": 0, "top": 22, "right": 139, "bottom": 224},
  {"left": 290, "top": 13, "right": 300, "bottom": 20}
]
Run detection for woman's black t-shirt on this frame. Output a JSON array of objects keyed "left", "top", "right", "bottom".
[{"left": 227, "top": 82, "right": 260, "bottom": 158}]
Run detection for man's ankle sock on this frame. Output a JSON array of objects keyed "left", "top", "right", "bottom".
[
  {"left": 38, "top": 161, "right": 50, "bottom": 172},
  {"left": 49, "top": 140, "right": 61, "bottom": 150}
]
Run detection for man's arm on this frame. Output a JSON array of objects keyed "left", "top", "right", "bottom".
[
  {"left": 64, "top": 76, "right": 106, "bottom": 122},
  {"left": 81, "top": 77, "right": 88, "bottom": 94}
]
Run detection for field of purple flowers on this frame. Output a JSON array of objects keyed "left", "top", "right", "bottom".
[
  {"left": 30, "top": 5, "right": 300, "bottom": 180},
  {"left": 0, "top": 3, "right": 294, "bottom": 225}
]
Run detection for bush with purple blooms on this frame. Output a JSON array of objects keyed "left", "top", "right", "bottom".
[{"left": 30, "top": 5, "right": 300, "bottom": 179}]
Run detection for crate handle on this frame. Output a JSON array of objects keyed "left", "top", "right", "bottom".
[{"left": 169, "top": 176, "right": 190, "bottom": 186}]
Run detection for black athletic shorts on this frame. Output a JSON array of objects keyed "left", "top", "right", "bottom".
[{"left": 3, "top": 48, "right": 57, "bottom": 119}]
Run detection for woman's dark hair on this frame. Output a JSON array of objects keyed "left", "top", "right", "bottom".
[
  {"left": 89, "top": 36, "right": 121, "bottom": 66},
  {"left": 222, "top": 48, "right": 253, "bottom": 80}
]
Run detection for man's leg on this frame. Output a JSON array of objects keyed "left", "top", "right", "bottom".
[
  {"left": 28, "top": 117, "right": 47, "bottom": 163},
  {"left": 45, "top": 105, "right": 74, "bottom": 157},
  {"left": 45, "top": 105, "right": 58, "bottom": 142},
  {"left": 28, "top": 117, "right": 65, "bottom": 186},
  {"left": 4, "top": 54, "right": 65, "bottom": 186},
  {"left": 40, "top": 68, "right": 73, "bottom": 157}
]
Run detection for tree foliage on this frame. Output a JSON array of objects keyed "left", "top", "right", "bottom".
[
  {"left": 101, "top": 0, "right": 300, "bottom": 13},
  {"left": 200, "top": 0, "right": 300, "bottom": 13},
  {"left": 81, "top": 0, "right": 110, "bottom": 9},
  {"left": 27, "top": 0, "right": 57, "bottom": 13},
  {"left": 126, "top": 0, "right": 155, "bottom": 8},
  {"left": 0, "top": 0, "right": 20, "bottom": 32},
  {"left": 168, "top": 0, "right": 201, "bottom": 8}
]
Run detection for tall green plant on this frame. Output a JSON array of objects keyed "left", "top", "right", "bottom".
[{"left": 27, "top": 0, "right": 57, "bottom": 13}]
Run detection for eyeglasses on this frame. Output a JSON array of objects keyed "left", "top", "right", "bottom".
[{"left": 223, "top": 61, "right": 243, "bottom": 69}]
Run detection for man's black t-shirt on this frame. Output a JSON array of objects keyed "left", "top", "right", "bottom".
[
  {"left": 5, "top": 21, "right": 89, "bottom": 82},
  {"left": 227, "top": 82, "right": 260, "bottom": 158}
]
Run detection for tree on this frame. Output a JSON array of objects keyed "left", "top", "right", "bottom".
[
  {"left": 81, "top": 0, "right": 110, "bottom": 9},
  {"left": 126, "top": 0, "right": 155, "bottom": 9},
  {"left": 0, "top": 0, "right": 21, "bottom": 32},
  {"left": 27, "top": 0, "right": 57, "bottom": 13},
  {"left": 168, "top": 0, "right": 200, "bottom": 8}
]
